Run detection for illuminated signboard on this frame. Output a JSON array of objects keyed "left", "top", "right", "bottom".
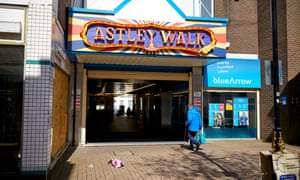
[
  {"left": 80, "top": 21, "right": 216, "bottom": 56},
  {"left": 68, "top": 10, "right": 227, "bottom": 57}
]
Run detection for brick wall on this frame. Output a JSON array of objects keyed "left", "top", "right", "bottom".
[
  {"left": 286, "top": 0, "right": 300, "bottom": 80},
  {"left": 216, "top": 0, "right": 300, "bottom": 143},
  {"left": 284, "top": 0, "right": 300, "bottom": 145},
  {"left": 257, "top": 0, "right": 276, "bottom": 141},
  {"left": 258, "top": 0, "right": 300, "bottom": 144},
  {"left": 215, "top": 0, "right": 258, "bottom": 54}
]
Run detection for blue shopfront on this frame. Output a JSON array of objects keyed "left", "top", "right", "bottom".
[{"left": 203, "top": 58, "right": 261, "bottom": 139}]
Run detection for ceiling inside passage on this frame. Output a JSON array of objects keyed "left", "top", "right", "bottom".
[
  {"left": 87, "top": 78, "right": 188, "bottom": 97},
  {"left": 76, "top": 53, "right": 214, "bottom": 96}
]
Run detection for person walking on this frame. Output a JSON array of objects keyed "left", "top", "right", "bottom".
[{"left": 186, "top": 104, "right": 202, "bottom": 151}]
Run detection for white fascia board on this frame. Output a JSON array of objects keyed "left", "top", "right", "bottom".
[{"left": 226, "top": 53, "right": 259, "bottom": 60}]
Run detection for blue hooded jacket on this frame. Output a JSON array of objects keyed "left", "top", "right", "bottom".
[{"left": 186, "top": 107, "right": 202, "bottom": 132}]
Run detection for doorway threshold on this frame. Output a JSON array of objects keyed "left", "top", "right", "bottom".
[{"left": 84, "top": 141, "right": 184, "bottom": 146}]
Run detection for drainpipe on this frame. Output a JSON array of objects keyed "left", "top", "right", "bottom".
[{"left": 72, "top": 61, "right": 77, "bottom": 146}]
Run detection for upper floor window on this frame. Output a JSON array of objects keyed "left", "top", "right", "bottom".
[
  {"left": 172, "top": 0, "right": 214, "bottom": 17},
  {"left": 0, "top": 6, "right": 25, "bottom": 43},
  {"left": 83, "top": 0, "right": 214, "bottom": 19}
]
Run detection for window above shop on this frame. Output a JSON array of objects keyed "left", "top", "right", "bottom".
[
  {"left": 0, "top": 6, "right": 25, "bottom": 43},
  {"left": 84, "top": 0, "right": 214, "bottom": 19},
  {"left": 86, "top": 0, "right": 125, "bottom": 10},
  {"left": 171, "top": 0, "right": 214, "bottom": 17}
]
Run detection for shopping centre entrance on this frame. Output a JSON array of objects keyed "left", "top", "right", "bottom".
[
  {"left": 85, "top": 75, "right": 189, "bottom": 142},
  {"left": 67, "top": 7, "right": 228, "bottom": 144}
]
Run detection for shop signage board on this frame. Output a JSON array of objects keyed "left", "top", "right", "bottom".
[
  {"left": 80, "top": 20, "right": 216, "bottom": 56},
  {"left": 204, "top": 59, "right": 261, "bottom": 88},
  {"left": 68, "top": 8, "right": 227, "bottom": 58}
]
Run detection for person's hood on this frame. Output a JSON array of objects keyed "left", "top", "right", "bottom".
[{"left": 192, "top": 107, "right": 200, "bottom": 112}]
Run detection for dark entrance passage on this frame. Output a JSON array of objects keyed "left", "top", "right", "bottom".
[{"left": 86, "top": 79, "right": 188, "bottom": 142}]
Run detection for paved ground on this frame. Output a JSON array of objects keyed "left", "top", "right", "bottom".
[{"left": 49, "top": 140, "right": 300, "bottom": 180}]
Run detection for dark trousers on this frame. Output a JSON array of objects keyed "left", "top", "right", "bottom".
[{"left": 188, "top": 131, "right": 200, "bottom": 148}]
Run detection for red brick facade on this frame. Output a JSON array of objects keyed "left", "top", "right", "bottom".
[{"left": 216, "top": 0, "right": 300, "bottom": 145}]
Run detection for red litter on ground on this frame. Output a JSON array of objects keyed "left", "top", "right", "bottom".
[{"left": 109, "top": 159, "right": 124, "bottom": 168}]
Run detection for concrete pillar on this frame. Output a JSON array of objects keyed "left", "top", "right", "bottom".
[
  {"left": 192, "top": 67, "right": 203, "bottom": 109},
  {"left": 70, "top": 64, "right": 84, "bottom": 145}
]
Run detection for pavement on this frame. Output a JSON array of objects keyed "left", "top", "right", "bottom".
[{"left": 49, "top": 140, "right": 300, "bottom": 180}]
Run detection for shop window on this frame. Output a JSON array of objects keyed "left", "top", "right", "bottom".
[
  {"left": 0, "top": 6, "right": 25, "bottom": 42},
  {"left": 203, "top": 92, "right": 257, "bottom": 138},
  {"left": 172, "top": 0, "right": 214, "bottom": 17}
]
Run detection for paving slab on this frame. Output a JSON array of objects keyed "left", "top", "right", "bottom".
[{"left": 49, "top": 140, "right": 300, "bottom": 180}]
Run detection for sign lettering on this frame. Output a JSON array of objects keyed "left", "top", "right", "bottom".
[{"left": 80, "top": 21, "right": 216, "bottom": 55}]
